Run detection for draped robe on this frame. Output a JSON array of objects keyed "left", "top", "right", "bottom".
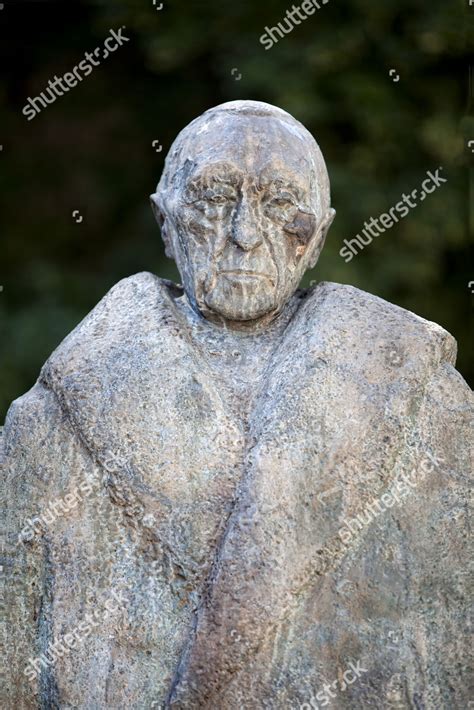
[{"left": 2, "top": 272, "right": 472, "bottom": 709}]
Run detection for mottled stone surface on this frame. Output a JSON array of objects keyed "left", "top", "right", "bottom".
[{"left": 2, "top": 101, "right": 472, "bottom": 709}]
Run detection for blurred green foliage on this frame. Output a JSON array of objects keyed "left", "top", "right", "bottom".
[{"left": 0, "top": 0, "right": 472, "bottom": 421}]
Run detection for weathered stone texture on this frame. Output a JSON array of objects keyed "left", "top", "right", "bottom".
[{"left": 1, "top": 101, "right": 472, "bottom": 709}]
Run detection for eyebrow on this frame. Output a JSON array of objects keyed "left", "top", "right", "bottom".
[
  {"left": 261, "top": 177, "right": 306, "bottom": 200},
  {"left": 188, "top": 163, "right": 243, "bottom": 186},
  {"left": 258, "top": 166, "right": 308, "bottom": 196}
]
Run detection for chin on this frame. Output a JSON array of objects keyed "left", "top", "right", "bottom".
[
  {"left": 202, "top": 275, "right": 274, "bottom": 320},
  {"left": 204, "top": 291, "right": 277, "bottom": 323}
]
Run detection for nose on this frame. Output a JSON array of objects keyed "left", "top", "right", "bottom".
[{"left": 231, "top": 195, "right": 263, "bottom": 251}]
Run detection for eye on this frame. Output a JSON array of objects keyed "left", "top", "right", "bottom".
[
  {"left": 206, "top": 194, "right": 230, "bottom": 204},
  {"left": 268, "top": 194, "right": 296, "bottom": 208}
]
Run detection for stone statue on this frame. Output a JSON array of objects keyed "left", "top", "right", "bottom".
[{"left": 2, "top": 101, "right": 472, "bottom": 709}]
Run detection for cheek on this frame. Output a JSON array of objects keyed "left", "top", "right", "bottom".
[
  {"left": 260, "top": 216, "right": 304, "bottom": 268},
  {"left": 179, "top": 206, "right": 215, "bottom": 241},
  {"left": 283, "top": 210, "right": 317, "bottom": 261},
  {"left": 283, "top": 210, "right": 316, "bottom": 246},
  {"left": 260, "top": 217, "right": 282, "bottom": 250},
  {"left": 180, "top": 204, "right": 234, "bottom": 240}
]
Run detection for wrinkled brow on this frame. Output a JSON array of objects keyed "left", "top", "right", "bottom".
[
  {"left": 259, "top": 170, "right": 308, "bottom": 201},
  {"left": 187, "top": 162, "right": 244, "bottom": 188}
]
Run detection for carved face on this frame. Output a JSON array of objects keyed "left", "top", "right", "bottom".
[{"left": 153, "top": 111, "right": 334, "bottom": 327}]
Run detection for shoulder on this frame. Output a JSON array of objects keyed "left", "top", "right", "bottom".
[
  {"left": 3, "top": 272, "right": 185, "bottom": 455},
  {"left": 302, "top": 281, "right": 458, "bottom": 371},
  {"left": 50, "top": 271, "right": 181, "bottom": 340},
  {"left": 95, "top": 270, "right": 182, "bottom": 306},
  {"left": 3, "top": 381, "right": 65, "bottom": 454},
  {"left": 40, "top": 271, "right": 184, "bottom": 382},
  {"left": 33, "top": 273, "right": 191, "bottom": 446},
  {"left": 1, "top": 381, "right": 74, "bottom": 508}
]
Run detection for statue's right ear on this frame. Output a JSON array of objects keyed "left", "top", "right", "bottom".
[
  {"left": 150, "top": 193, "right": 175, "bottom": 260},
  {"left": 150, "top": 193, "right": 164, "bottom": 228}
]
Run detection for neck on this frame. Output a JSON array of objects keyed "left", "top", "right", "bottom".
[{"left": 184, "top": 294, "right": 304, "bottom": 337}]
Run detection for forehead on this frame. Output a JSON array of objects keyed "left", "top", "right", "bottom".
[{"left": 184, "top": 115, "right": 314, "bottom": 187}]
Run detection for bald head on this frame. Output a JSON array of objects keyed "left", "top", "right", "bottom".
[
  {"left": 156, "top": 101, "right": 331, "bottom": 232},
  {"left": 151, "top": 101, "right": 335, "bottom": 328}
]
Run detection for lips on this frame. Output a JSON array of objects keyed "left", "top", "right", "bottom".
[{"left": 218, "top": 269, "right": 275, "bottom": 284}]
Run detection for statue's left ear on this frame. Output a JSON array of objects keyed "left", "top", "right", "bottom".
[{"left": 308, "top": 208, "right": 336, "bottom": 268}]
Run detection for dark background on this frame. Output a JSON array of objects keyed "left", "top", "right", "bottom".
[{"left": 1, "top": 0, "right": 472, "bottom": 422}]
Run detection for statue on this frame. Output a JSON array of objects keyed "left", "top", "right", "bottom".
[{"left": 2, "top": 101, "right": 472, "bottom": 709}]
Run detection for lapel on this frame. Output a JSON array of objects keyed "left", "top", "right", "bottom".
[
  {"left": 39, "top": 272, "right": 456, "bottom": 704},
  {"left": 40, "top": 272, "right": 245, "bottom": 586},
  {"left": 170, "top": 280, "right": 456, "bottom": 705}
]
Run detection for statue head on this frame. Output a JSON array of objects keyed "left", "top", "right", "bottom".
[{"left": 151, "top": 100, "right": 335, "bottom": 329}]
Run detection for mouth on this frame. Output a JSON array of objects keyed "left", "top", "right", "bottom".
[{"left": 218, "top": 269, "right": 275, "bottom": 285}]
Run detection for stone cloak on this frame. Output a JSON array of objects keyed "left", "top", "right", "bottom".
[{"left": 2, "top": 271, "right": 472, "bottom": 709}]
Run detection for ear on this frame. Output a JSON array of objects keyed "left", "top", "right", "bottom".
[
  {"left": 308, "top": 207, "right": 335, "bottom": 268},
  {"left": 150, "top": 192, "right": 175, "bottom": 260},
  {"left": 150, "top": 193, "right": 164, "bottom": 228}
]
